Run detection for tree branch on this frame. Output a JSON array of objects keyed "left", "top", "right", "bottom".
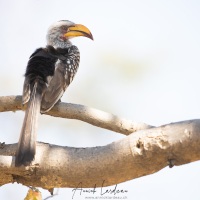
[
  {"left": 0, "top": 95, "right": 152, "bottom": 135},
  {"left": 0, "top": 119, "right": 200, "bottom": 190},
  {"left": 1, "top": 95, "right": 199, "bottom": 190}
]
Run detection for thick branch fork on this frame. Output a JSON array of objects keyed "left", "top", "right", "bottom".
[
  {"left": 0, "top": 119, "right": 200, "bottom": 189},
  {"left": 1, "top": 95, "right": 200, "bottom": 189}
]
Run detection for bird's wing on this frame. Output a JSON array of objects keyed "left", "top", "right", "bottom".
[
  {"left": 40, "top": 62, "right": 70, "bottom": 113},
  {"left": 22, "top": 48, "right": 57, "bottom": 105},
  {"left": 40, "top": 45, "right": 80, "bottom": 113}
]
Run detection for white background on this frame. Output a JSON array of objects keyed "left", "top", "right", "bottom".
[{"left": 0, "top": 0, "right": 200, "bottom": 199}]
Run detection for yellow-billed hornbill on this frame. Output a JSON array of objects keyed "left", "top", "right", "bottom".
[{"left": 15, "top": 20, "right": 93, "bottom": 166}]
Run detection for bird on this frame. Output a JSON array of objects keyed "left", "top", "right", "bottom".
[{"left": 15, "top": 20, "right": 93, "bottom": 166}]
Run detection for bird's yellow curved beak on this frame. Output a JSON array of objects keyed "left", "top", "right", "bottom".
[{"left": 64, "top": 24, "right": 93, "bottom": 40}]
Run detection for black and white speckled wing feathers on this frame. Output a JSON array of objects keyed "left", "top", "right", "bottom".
[{"left": 41, "top": 45, "right": 80, "bottom": 113}]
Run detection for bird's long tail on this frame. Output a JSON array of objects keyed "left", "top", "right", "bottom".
[{"left": 15, "top": 81, "right": 43, "bottom": 166}]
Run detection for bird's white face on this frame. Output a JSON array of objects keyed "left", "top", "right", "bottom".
[
  {"left": 46, "top": 20, "right": 93, "bottom": 48},
  {"left": 46, "top": 20, "right": 75, "bottom": 48}
]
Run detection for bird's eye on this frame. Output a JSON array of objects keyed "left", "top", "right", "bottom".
[{"left": 61, "top": 26, "right": 67, "bottom": 31}]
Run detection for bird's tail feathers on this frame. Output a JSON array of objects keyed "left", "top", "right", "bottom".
[{"left": 15, "top": 81, "right": 43, "bottom": 166}]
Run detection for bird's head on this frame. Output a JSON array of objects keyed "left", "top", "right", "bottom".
[{"left": 46, "top": 20, "right": 93, "bottom": 48}]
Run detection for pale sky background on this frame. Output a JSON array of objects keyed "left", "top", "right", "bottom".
[{"left": 1, "top": 0, "right": 200, "bottom": 199}]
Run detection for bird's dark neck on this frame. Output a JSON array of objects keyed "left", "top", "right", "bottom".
[{"left": 46, "top": 45, "right": 68, "bottom": 61}]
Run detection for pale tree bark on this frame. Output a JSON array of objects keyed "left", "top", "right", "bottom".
[
  {"left": 0, "top": 95, "right": 200, "bottom": 191},
  {"left": 0, "top": 95, "right": 152, "bottom": 135}
]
